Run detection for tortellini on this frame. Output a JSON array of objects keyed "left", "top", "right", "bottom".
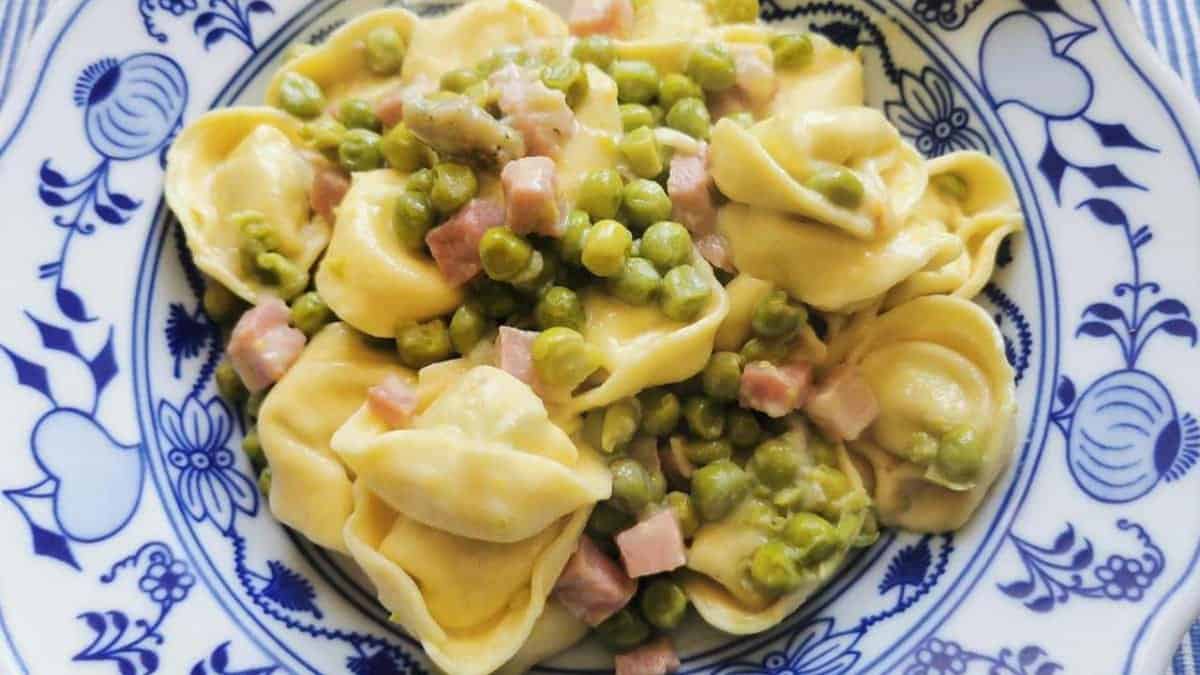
[
  {"left": 164, "top": 107, "right": 327, "bottom": 303},
  {"left": 709, "top": 108, "right": 927, "bottom": 239},
  {"left": 332, "top": 366, "right": 608, "bottom": 675},
  {"left": 556, "top": 65, "right": 622, "bottom": 208},
  {"left": 839, "top": 296, "right": 1016, "bottom": 531},
  {"left": 314, "top": 170, "right": 464, "bottom": 337},
  {"left": 258, "top": 323, "right": 412, "bottom": 552}
]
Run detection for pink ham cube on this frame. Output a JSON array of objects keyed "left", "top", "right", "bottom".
[
  {"left": 804, "top": 365, "right": 879, "bottom": 442},
  {"left": 739, "top": 361, "right": 812, "bottom": 418},
  {"left": 615, "top": 637, "right": 680, "bottom": 675},
  {"left": 491, "top": 65, "right": 577, "bottom": 158},
  {"left": 367, "top": 374, "right": 418, "bottom": 428},
  {"left": 615, "top": 508, "right": 686, "bottom": 578},
  {"left": 496, "top": 326, "right": 542, "bottom": 391},
  {"left": 568, "top": 0, "right": 634, "bottom": 37},
  {"left": 554, "top": 535, "right": 637, "bottom": 626},
  {"left": 309, "top": 165, "right": 350, "bottom": 224},
  {"left": 226, "top": 297, "right": 307, "bottom": 393},
  {"left": 425, "top": 198, "right": 506, "bottom": 286},
  {"left": 668, "top": 147, "right": 717, "bottom": 236},
  {"left": 501, "top": 156, "right": 562, "bottom": 236}
]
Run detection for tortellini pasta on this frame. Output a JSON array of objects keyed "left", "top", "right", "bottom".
[
  {"left": 258, "top": 323, "right": 413, "bottom": 552},
  {"left": 314, "top": 170, "right": 464, "bottom": 336},
  {"left": 839, "top": 296, "right": 1016, "bottom": 531},
  {"left": 556, "top": 65, "right": 622, "bottom": 207},
  {"left": 164, "top": 107, "right": 327, "bottom": 303}
]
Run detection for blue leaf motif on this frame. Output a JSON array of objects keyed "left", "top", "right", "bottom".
[
  {"left": 262, "top": 560, "right": 322, "bottom": 618},
  {"left": 140, "top": 651, "right": 159, "bottom": 672},
  {"left": 204, "top": 28, "right": 232, "bottom": 49},
  {"left": 212, "top": 642, "right": 230, "bottom": 671},
  {"left": 1051, "top": 525, "right": 1075, "bottom": 554},
  {"left": 117, "top": 659, "right": 135, "bottom": 675},
  {"left": 1019, "top": 645, "right": 1043, "bottom": 665},
  {"left": 1037, "top": 140, "right": 1068, "bottom": 200},
  {"left": 90, "top": 330, "right": 119, "bottom": 395},
  {"left": 30, "top": 522, "right": 79, "bottom": 568},
  {"left": 1078, "top": 163, "right": 1145, "bottom": 191},
  {"left": 1160, "top": 319, "right": 1198, "bottom": 345},
  {"left": 27, "top": 314, "right": 81, "bottom": 356},
  {"left": 40, "top": 162, "right": 68, "bottom": 187},
  {"left": 194, "top": 12, "right": 218, "bottom": 29},
  {"left": 1026, "top": 595, "right": 1056, "bottom": 613},
  {"left": 878, "top": 538, "right": 931, "bottom": 594},
  {"left": 110, "top": 193, "right": 139, "bottom": 211},
  {"left": 1148, "top": 299, "right": 1190, "bottom": 317},
  {"left": 1037, "top": 663, "right": 1064, "bottom": 675},
  {"left": 1056, "top": 376, "right": 1076, "bottom": 407},
  {"left": 95, "top": 204, "right": 126, "bottom": 225},
  {"left": 998, "top": 580, "right": 1034, "bottom": 599},
  {"left": 56, "top": 287, "right": 91, "bottom": 322},
  {"left": 1076, "top": 198, "right": 1128, "bottom": 227},
  {"left": 247, "top": 1, "right": 273, "bottom": 13},
  {"left": 1022, "top": 0, "right": 1062, "bottom": 11},
  {"left": 1, "top": 346, "right": 52, "bottom": 400},
  {"left": 191, "top": 663, "right": 207, "bottom": 675},
  {"left": 1084, "top": 118, "right": 1156, "bottom": 151},
  {"left": 1082, "top": 302, "right": 1123, "bottom": 321},
  {"left": 39, "top": 187, "right": 68, "bottom": 207},
  {"left": 1077, "top": 321, "right": 1118, "bottom": 339}
]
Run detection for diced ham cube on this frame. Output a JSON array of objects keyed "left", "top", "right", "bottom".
[
  {"left": 374, "top": 90, "right": 407, "bottom": 128},
  {"left": 492, "top": 65, "right": 577, "bottom": 158},
  {"left": 502, "top": 156, "right": 562, "bottom": 236},
  {"left": 496, "top": 326, "right": 543, "bottom": 392},
  {"left": 696, "top": 233, "right": 734, "bottom": 272},
  {"left": 739, "top": 361, "right": 812, "bottom": 418},
  {"left": 660, "top": 436, "right": 695, "bottom": 490},
  {"left": 367, "top": 374, "right": 418, "bottom": 428},
  {"left": 425, "top": 198, "right": 506, "bottom": 286},
  {"left": 568, "top": 0, "right": 634, "bottom": 38},
  {"left": 227, "top": 297, "right": 307, "bottom": 393},
  {"left": 731, "top": 46, "right": 778, "bottom": 110},
  {"left": 309, "top": 166, "right": 350, "bottom": 224},
  {"left": 804, "top": 365, "right": 879, "bottom": 442},
  {"left": 615, "top": 637, "right": 680, "bottom": 675},
  {"left": 554, "top": 535, "right": 637, "bottom": 626},
  {"left": 668, "top": 146, "right": 717, "bottom": 237},
  {"left": 615, "top": 509, "right": 687, "bottom": 578}
]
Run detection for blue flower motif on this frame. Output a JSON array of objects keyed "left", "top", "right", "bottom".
[
  {"left": 908, "top": 638, "right": 967, "bottom": 675},
  {"left": 159, "top": 0, "right": 198, "bottom": 15},
  {"left": 261, "top": 560, "right": 322, "bottom": 618},
  {"left": 715, "top": 617, "right": 861, "bottom": 675},
  {"left": 158, "top": 395, "right": 257, "bottom": 533},
  {"left": 347, "top": 649, "right": 410, "bottom": 675},
  {"left": 1095, "top": 555, "right": 1153, "bottom": 600},
  {"left": 165, "top": 302, "right": 212, "bottom": 377},
  {"left": 138, "top": 557, "right": 195, "bottom": 604},
  {"left": 885, "top": 67, "right": 988, "bottom": 157},
  {"left": 73, "top": 53, "right": 187, "bottom": 160}
]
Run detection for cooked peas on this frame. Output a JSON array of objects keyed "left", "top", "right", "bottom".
[
  {"left": 610, "top": 457, "right": 652, "bottom": 513},
  {"left": 440, "top": 67, "right": 482, "bottom": 94},
  {"left": 638, "top": 389, "right": 681, "bottom": 436},
  {"left": 449, "top": 303, "right": 492, "bottom": 355},
  {"left": 472, "top": 278, "right": 520, "bottom": 318},
  {"left": 702, "top": 351, "right": 743, "bottom": 401},
  {"left": 602, "top": 398, "right": 643, "bottom": 454},
  {"left": 513, "top": 248, "right": 558, "bottom": 293},
  {"left": 640, "top": 221, "right": 693, "bottom": 271},
  {"left": 665, "top": 491, "right": 700, "bottom": 538},
  {"left": 782, "top": 512, "right": 839, "bottom": 564},
  {"left": 622, "top": 179, "right": 672, "bottom": 228},
  {"left": 752, "top": 289, "right": 803, "bottom": 339},
  {"left": 559, "top": 210, "right": 591, "bottom": 266},
  {"left": 749, "top": 539, "right": 803, "bottom": 594},
  {"left": 241, "top": 427, "right": 265, "bottom": 469},
  {"left": 338, "top": 98, "right": 381, "bottom": 132},
  {"left": 338, "top": 129, "right": 384, "bottom": 172},
  {"left": 395, "top": 319, "right": 453, "bottom": 368},
  {"left": 365, "top": 26, "right": 406, "bottom": 75},
  {"left": 740, "top": 336, "right": 790, "bottom": 363},
  {"left": 683, "top": 395, "right": 725, "bottom": 440},
  {"left": 770, "top": 32, "right": 814, "bottom": 69},
  {"left": 937, "top": 425, "right": 982, "bottom": 483},
  {"left": 660, "top": 264, "right": 711, "bottom": 321},
  {"left": 531, "top": 326, "right": 601, "bottom": 388},
  {"left": 203, "top": 282, "right": 243, "bottom": 324},
  {"left": 647, "top": 467, "right": 667, "bottom": 503},
  {"left": 594, "top": 608, "right": 651, "bottom": 651},
  {"left": 381, "top": 125, "right": 434, "bottom": 172},
  {"left": 686, "top": 44, "right": 736, "bottom": 92},
  {"left": 727, "top": 409, "right": 763, "bottom": 448},
  {"left": 902, "top": 431, "right": 939, "bottom": 464},
  {"left": 578, "top": 168, "right": 625, "bottom": 220},
  {"left": 685, "top": 438, "right": 732, "bottom": 465},
  {"left": 640, "top": 578, "right": 689, "bottom": 630},
  {"left": 749, "top": 437, "right": 799, "bottom": 488},
  {"left": 393, "top": 190, "right": 434, "bottom": 249},
  {"left": 572, "top": 35, "right": 616, "bottom": 69},
  {"left": 809, "top": 465, "right": 853, "bottom": 518},
  {"left": 609, "top": 257, "right": 662, "bottom": 305},
  {"left": 665, "top": 97, "right": 712, "bottom": 140},
  {"left": 691, "top": 458, "right": 750, "bottom": 521},
  {"left": 258, "top": 467, "right": 273, "bottom": 496},
  {"left": 215, "top": 360, "right": 246, "bottom": 404},
  {"left": 300, "top": 118, "right": 347, "bottom": 154},
  {"left": 479, "top": 228, "right": 533, "bottom": 281},
  {"left": 255, "top": 253, "right": 309, "bottom": 300},
  {"left": 430, "top": 162, "right": 478, "bottom": 214},
  {"left": 542, "top": 57, "right": 587, "bottom": 104},
  {"left": 619, "top": 128, "right": 665, "bottom": 179},
  {"left": 582, "top": 219, "right": 633, "bottom": 277},
  {"left": 277, "top": 72, "right": 325, "bottom": 118},
  {"left": 588, "top": 501, "right": 635, "bottom": 538},
  {"left": 404, "top": 167, "right": 433, "bottom": 193},
  {"left": 535, "top": 285, "right": 585, "bottom": 330},
  {"left": 610, "top": 60, "right": 660, "bottom": 104},
  {"left": 658, "top": 73, "right": 703, "bottom": 111},
  {"left": 932, "top": 172, "right": 968, "bottom": 201},
  {"left": 245, "top": 389, "right": 266, "bottom": 420},
  {"left": 289, "top": 291, "right": 334, "bottom": 337},
  {"left": 726, "top": 111, "right": 755, "bottom": 128},
  {"left": 805, "top": 167, "right": 864, "bottom": 209},
  {"left": 620, "top": 103, "right": 656, "bottom": 132}
]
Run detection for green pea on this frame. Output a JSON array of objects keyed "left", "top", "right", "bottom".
[
  {"left": 638, "top": 389, "right": 681, "bottom": 437},
  {"left": 619, "top": 128, "right": 665, "bottom": 180},
  {"left": 752, "top": 289, "right": 803, "bottom": 339},
  {"left": 588, "top": 501, "right": 635, "bottom": 539},
  {"left": 603, "top": 399, "right": 643, "bottom": 454},
  {"left": 203, "top": 282, "right": 243, "bottom": 325},
  {"left": 685, "top": 438, "right": 732, "bottom": 465},
  {"left": 749, "top": 438, "right": 799, "bottom": 488},
  {"left": 471, "top": 278, "right": 520, "bottom": 318},
  {"left": 463, "top": 80, "right": 496, "bottom": 111},
  {"left": 365, "top": 26, "right": 406, "bottom": 75},
  {"left": 542, "top": 57, "right": 588, "bottom": 105},
  {"left": 407, "top": 167, "right": 435, "bottom": 194},
  {"left": 610, "top": 60, "right": 660, "bottom": 104},
  {"left": 782, "top": 512, "right": 839, "bottom": 564},
  {"left": 258, "top": 467, "right": 273, "bottom": 497},
  {"left": 660, "top": 264, "right": 711, "bottom": 321},
  {"left": 478, "top": 228, "right": 533, "bottom": 281},
  {"left": 572, "top": 35, "right": 616, "bottom": 70},
  {"left": 300, "top": 118, "right": 348, "bottom": 154},
  {"left": 691, "top": 458, "right": 750, "bottom": 521},
  {"left": 241, "top": 427, "right": 265, "bottom": 469},
  {"left": 740, "top": 336, "right": 790, "bottom": 363},
  {"left": 337, "top": 98, "right": 382, "bottom": 132},
  {"left": 622, "top": 179, "right": 673, "bottom": 228},
  {"left": 666, "top": 97, "right": 711, "bottom": 140},
  {"left": 808, "top": 434, "right": 838, "bottom": 467},
  {"left": 665, "top": 491, "right": 700, "bottom": 538},
  {"left": 430, "top": 162, "right": 478, "bottom": 214},
  {"left": 749, "top": 539, "right": 803, "bottom": 594},
  {"left": 394, "top": 318, "right": 453, "bottom": 368},
  {"left": 255, "top": 253, "right": 309, "bottom": 300},
  {"left": 559, "top": 210, "right": 592, "bottom": 266},
  {"left": 610, "top": 457, "right": 652, "bottom": 513},
  {"left": 770, "top": 32, "right": 814, "bottom": 69},
  {"left": 609, "top": 257, "right": 662, "bottom": 306},
  {"left": 510, "top": 249, "right": 556, "bottom": 293},
  {"left": 620, "top": 103, "right": 655, "bottom": 132},
  {"left": 727, "top": 409, "right": 763, "bottom": 449},
  {"left": 236, "top": 211, "right": 276, "bottom": 269},
  {"left": 809, "top": 465, "right": 854, "bottom": 519},
  {"left": 582, "top": 219, "right": 633, "bottom": 277},
  {"left": 535, "top": 286, "right": 585, "bottom": 331},
  {"left": 338, "top": 128, "right": 384, "bottom": 172},
  {"left": 380, "top": 124, "right": 435, "bottom": 171},
  {"left": 658, "top": 73, "right": 703, "bottom": 111},
  {"left": 648, "top": 104, "right": 665, "bottom": 126},
  {"left": 531, "top": 326, "right": 601, "bottom": 388},
  {"left": 390, "top": 190, "right": 433, "bottom": 249},
  {"left": 215, "top": 360, "right": 247, "bottom": 404},
  {"left": 805, "top": 167, "right": 864, "bottom": 209},
  {"left": 640, "top": 221, "right": 693, "bottom": 271},
  {"left": 577, "top": 168, "right": 625, "bottom": 220},
  {"left": 900, "top": 431, "right": 939, "bottom": 465},
  {"left": 701, "top": 351, "right": 743, "bottom": 402},
  {"left": 683, "top": 395, "right": 725, "bottom": 440},
  {"left": 646, "top": 467, "right": 667, "bottom": 504},
  {"left": 725, "top": 111, "right": 755, "bottom": 128},
  {"left": 440, "top": 67, "right": 481, "bottom": 94},
  {"left": 937, "top": 425, "right": 982, "bottom": 483},
  {"left": 449, "top": 303, "right": 492, "bottom": 355},
  {"left": 932, "top": 172, "right": 968, "bottom": 201},
  {"left": 594, "top": 608, "right": 651, "bottom": 652},
  {"left": 245, "top": 389, "right": 266, "bottom": 420},
  {"left": 474, "top": 46, "right": 525, "bottom": 77},
  {"left": 277, "top": 72, "right": 325, "bottom": 119},
  {"left": 639, "top": 578, "right": 689, "bottom": 630},
  {"left": 686, "top": 44, "right": 736, "bottom": 92},
  {"left": 289, "top": 291, "right": 334, "bottom": 337}
]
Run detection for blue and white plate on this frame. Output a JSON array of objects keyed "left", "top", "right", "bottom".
[{"left": 2, "top": 0, "right": 1199, "bottom": 673}]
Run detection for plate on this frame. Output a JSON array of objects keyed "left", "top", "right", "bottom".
[{"left": 1, "top": 0, "right": 1199, "bottom": 672}]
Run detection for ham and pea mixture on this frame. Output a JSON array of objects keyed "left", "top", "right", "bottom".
[{"left": 164, "top": 0, "right": 1024, "bottom": 673}]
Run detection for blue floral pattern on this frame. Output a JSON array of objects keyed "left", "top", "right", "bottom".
[
  {"left": 885, "top": 67, "right": 989, "bottom": 155},
  {"left": 139, "top": 0, "right": 274, "bottom": 49}
]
